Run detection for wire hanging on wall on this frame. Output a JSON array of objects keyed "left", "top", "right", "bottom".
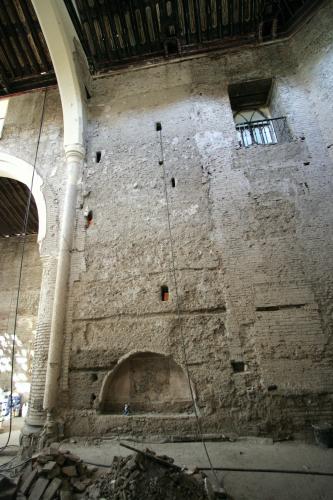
[
  {"left": 0, "top": 88, "right": 48, "bottom": 455},
  {"left": 156, "top": 122, "right": 221, "bottom": 488}
]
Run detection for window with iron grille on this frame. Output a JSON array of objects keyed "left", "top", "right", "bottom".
[
  {"left": 234, "top": 109, "right": 276, "bottom": 147},
  {"left": 228, "top": 79, "right": 290, "bottom": 148},
  {"left": 234, "top": 108, "right": 289, "bottom": 148}
]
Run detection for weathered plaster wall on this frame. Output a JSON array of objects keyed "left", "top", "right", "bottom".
[
  {"left": 292, "top": 0, "right": 333, "bottom": 162},
  {"left": 0, "top": 3, "right": 332, "bottom": 439},
  {"left": 61, "top": 3, "right": 333, "bottom": 438},
  {"left": 0, "top": 235, "right": 41, "bottom": 400}
]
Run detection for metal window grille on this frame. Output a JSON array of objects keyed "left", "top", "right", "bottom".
[{"left": 236, "top": 117, "right": 290, "bottom": 148}]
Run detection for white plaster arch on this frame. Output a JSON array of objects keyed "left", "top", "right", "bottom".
[
  {"left": 0, "top": 153, "right": 46, "bottom": 242},
  {"left": 32, "top": 0, "right": 90, "bottom": 148}
]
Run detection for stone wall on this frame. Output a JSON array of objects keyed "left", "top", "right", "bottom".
[
  {"left": 291, "top": 0, "right": 333, "bottom": 163},
  {"left": 61, "top": 2, "right": 333, "bottom": 438},
  {"left": 0, "top": 235, "right": 42, "bottom": 401},
  {"left": 0, "top": 2, "right": 332, "bottom": 438}
]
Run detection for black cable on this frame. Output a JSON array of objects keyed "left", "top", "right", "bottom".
[
  {"left": 77, "top": 460, "right": 333, "bottom": 477},
  {"left": 198, "top": 466, "right": 333, "bottom": 477},
  {"left": 157, "top": 125, "right": 219, "bottom": 486},
  {"left": 0, "top": 455, "right": 17, "bottom": 470},
  {"left": 0, "top": 458, "right": 32, "bottom": 473},
  {"left": 0, "top": 88, "right": 47, "bottom": 454}
]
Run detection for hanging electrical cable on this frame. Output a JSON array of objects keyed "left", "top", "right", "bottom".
[
  {"left": 157, "top": 123, "right": 221, "bottom": 488},
  {"left": 0, "top": 88, "right": 47, "bottom": 455}
]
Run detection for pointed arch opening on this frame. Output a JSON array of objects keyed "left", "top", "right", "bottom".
[
  {"left": 0, "top": 153, "right": 46, "bottom": 243},
  {"left": 0, "top": 155, "right": 45, "bottom": 434}
]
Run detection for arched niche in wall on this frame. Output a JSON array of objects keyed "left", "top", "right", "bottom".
[
  {"left": 0, "top": 153, "right": 46, "bottom": 243},
  {"left": 99, "top": 352, "right": 194, "bottom": 414}
]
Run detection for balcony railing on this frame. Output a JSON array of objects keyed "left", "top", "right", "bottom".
[{"left": 236, "top": 116, "right": 290, "bottom": 148}]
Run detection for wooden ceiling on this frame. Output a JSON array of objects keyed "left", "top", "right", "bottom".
[
  {"left": 0, "top": 0, "right": 55, "bottom": 96},
  {"left": 0, "top": 0, "right": 325, "bottom": 96},
  {"left": 0, "top": 178, "right": 38, "bottom": 237},
  {"left": 65, "top": 0, "right": 323, "bottom": 71}
]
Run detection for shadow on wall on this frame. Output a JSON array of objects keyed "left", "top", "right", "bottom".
[{"left": 99, "top": 352, "right": 194, "bottom": 414}]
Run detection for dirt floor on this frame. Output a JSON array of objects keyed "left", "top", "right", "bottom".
[{"left": 1, "top": 426, "right": 333, "bottom": 499}]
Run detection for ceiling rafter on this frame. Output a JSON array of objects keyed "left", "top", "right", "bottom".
[{"left": 16, "top": 0, "right": 49, "bottom": 71}]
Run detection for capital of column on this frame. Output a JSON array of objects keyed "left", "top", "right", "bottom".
[{"left": 64, "top": 143, "right": 85, "bottom": 163}]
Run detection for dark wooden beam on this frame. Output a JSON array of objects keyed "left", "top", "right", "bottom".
[
  {"left": 149, "top": 1, "right": 161, "bottom": 46},
  {"left": 103, "top": 0, "right": 123, "bottom": 60},
  {"left": 127, "top": 0, "right": 142, "bottom": 55},
  {"left": 182, "top": 0, "right": 191, "bottom": 44},
  {"left": 1, "top": 1, "right": 38, "bottom": 73},
  {"left": 80, "top": 0, "right": 102, "bottom": 61},
  {"left": 115, "top": 0, "right": 132, "bottom": 56},
  {"left": 0, "top": 21, "right": 23, "bottom": 78},
  {"left": 193, "top": 0, "right": 202, "bottom": 44},
  {"left": 16, "top": 0, "right": 49, "bottom": 72},
  {"left": 94, "top": 0, "right": 116, "bottom": 60}
]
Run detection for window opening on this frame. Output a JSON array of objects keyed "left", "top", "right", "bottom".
[
  {"left": 171, "top": 177, "right": 176, "bottom": 187},
  {"left": 228, "top": 79, "right": 290, "bottom": 148},
  {"left": 231, "top": 360, "right": 245, "bottom": 373},
  {"left": 161, "top": 285, "right": 169, "bottom": 301},
  {"left": 84, "top": 209, "right": 93, "bottom": 228},
  {"left": 96, "top": 151, "right": 102, "bottom": 163},
  {"left": 90, "top": 393, "right": 97, "bottom": 408}
]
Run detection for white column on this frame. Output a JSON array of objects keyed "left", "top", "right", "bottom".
[
  {"left": 31, "top": 0, "right": 89, "bottom": 419},
  {"left": 43, "top": 144, "right": 85, "bottom": 412}
]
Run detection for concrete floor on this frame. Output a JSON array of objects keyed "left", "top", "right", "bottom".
[
  {"left": 0, "top": 416, "right": 22, "bottom": 467},
  {"left": 1, "top": 426, "right": 333, "bottom": 499},
  {"left": 59, "top": 436, "right": 333, "bottom": 500}
]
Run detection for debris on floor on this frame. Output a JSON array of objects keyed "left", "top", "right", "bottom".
[
  {"left": 1, "top": 445, "right": 226, "bottom": 499},
  {"left": 1, "top": 445, "right": 96, "bottom": 499},
  {"left": 84, "top": 448, "right": 217, "bottom": 500}
]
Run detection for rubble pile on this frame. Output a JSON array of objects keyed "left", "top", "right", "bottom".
[
  {"left": 2, "top": 446, "right": 96, "bottom": 499},
  {"left": 84, "top": 449, "right": 212, "bottom": 500},
  {"left": 1, "top": 446, "right": 226, "bottom": 499}
]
